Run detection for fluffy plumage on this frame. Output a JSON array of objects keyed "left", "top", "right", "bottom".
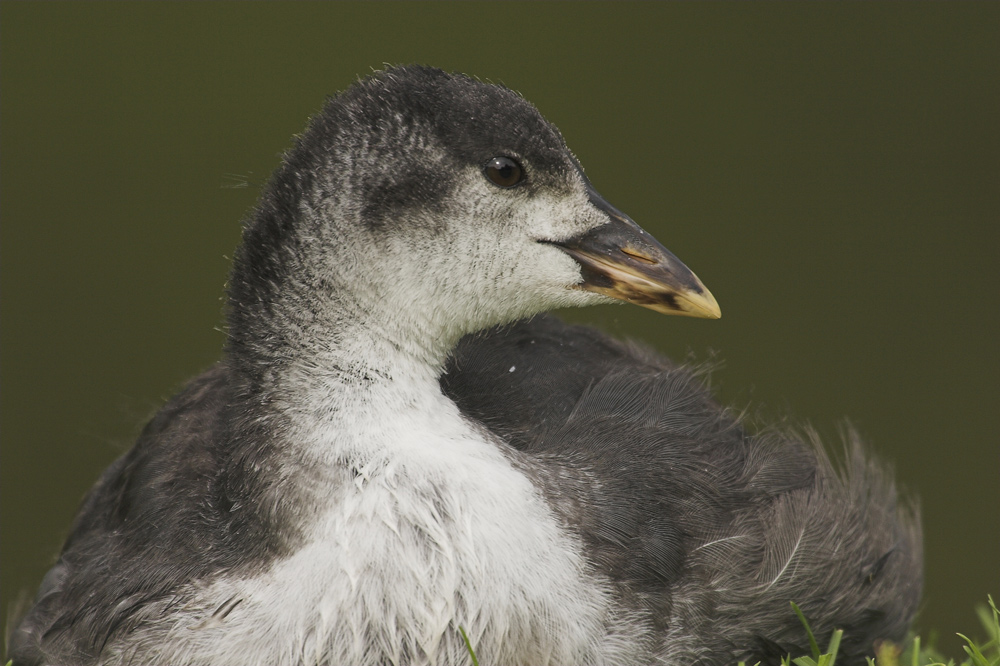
[
  {"left": 444, "top": 316, "right": 921, "bottom": 663},
  {"left": 9, "top": 66, "right": 921, "bottom": 666}
]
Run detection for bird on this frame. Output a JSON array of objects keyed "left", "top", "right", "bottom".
[{"left": 8, "top": 65, "right": 921, "bottom": 666}]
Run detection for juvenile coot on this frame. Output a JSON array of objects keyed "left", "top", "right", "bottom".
[{"left": 10, "top": 65, "right": 921, "bottom": 666}]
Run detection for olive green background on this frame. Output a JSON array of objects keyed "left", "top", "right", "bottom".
[{"left": 2, "top": 2, "right": 997, "bottom": 654}]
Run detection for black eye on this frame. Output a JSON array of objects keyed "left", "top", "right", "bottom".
[{"left": 483, "top": 156, "right": 524, "bottom": 188}]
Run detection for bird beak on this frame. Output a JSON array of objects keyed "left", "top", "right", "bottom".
[{"left": 545, "top": 187, "right": 721, "bottom": 319}]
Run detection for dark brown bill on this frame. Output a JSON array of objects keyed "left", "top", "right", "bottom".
[{"left": 544, "top": 188, "right": 721, "bottom": 319}]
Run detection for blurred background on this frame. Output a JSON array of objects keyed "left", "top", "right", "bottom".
[{"left": 2, "top": 2, "right": 997, "bottom": 654}]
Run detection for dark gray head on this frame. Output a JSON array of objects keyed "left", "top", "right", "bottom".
[{"left": 227, "top": 66, "right": 719, "bottom": 375}]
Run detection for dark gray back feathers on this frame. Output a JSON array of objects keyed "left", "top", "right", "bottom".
[{"left": 443, "top": 315, "right": 922, "bottom": 665}]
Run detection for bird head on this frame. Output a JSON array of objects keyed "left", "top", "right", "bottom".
[{"left": 230, "top": 66, "right": 719, "bottom": 361}]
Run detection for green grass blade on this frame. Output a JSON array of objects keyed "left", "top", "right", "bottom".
[
  {"left": 824, "top": 628, "right": 843, "bottom": 665},
  {"left": 459, "top": 626, "right": 479, "bottom": 666},
  {"left": 978, "top": 595, "right": 1000, "bottom": 653},
  {"left": 791, "top": 602, "right": 822, "bottom": 661},
  {"left": 957, "top": 633, "right": 989, "bottom": 666}
]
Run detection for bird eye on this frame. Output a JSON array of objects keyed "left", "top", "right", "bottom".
[{"left": 483, "top": 156, "right": 524, "bottom": 188}]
